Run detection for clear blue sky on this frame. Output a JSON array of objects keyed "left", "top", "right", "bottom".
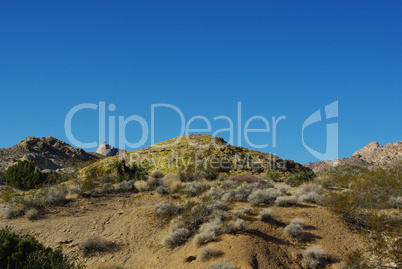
[{"left": 0, "top": 1, "right": 401, "bottom": 164}]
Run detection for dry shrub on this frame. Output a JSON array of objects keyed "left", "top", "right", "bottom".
[
  {"left": 207, "top": 259, "right": 237, "bottom": 269},
  {"left": 25, "top": 208, "right": 39, "bottom": 220},
  {"left": 98, "top": 265, "right": 125, "bottom": 269},
  {"left": 275, "top": 196, "right": 298, "bottom": 207},
  {"left": 290, "top": 218, "right": 305, "bottom": 227},
  {"left": 154, "top": 201, "right": 181, "bottom": 218},
  {"left": 233, "top": 218, "right": 248, "bottom": 231},
  {"left": 284, "top": 219, "right": 305, "bottom": 241},
  {"left": 114, "top": 180, "right": 134, "bottom": 192},
  {"left": 202, "top": 187, "right": 225, "bottom": 200},
  {"left": 162, "top": 228, "right": 190, "bottom": 249},
  {"left": 43, "top": 185, "right": 68, "bottom": 205},
  {"left": 248, "top": 188, "right": 281, "bottom": 205},
  {"left": 221, "top": 180, "right": 237, "bottom": 190},
  {"left": 161, "top": 173, "right": 182, "bottom": 191},
  {"left": 80, "top": 235, "right": 116, "bottom": 256},
  {"left": 5, "top": 205, "right": 25, "bottom": 219},
  {"left": 258, "top": 208, "right": 276, "bottom": 222},
  {"left": 182, "top": 181, "right": 209, "bottom": 197},
  {"left": 151, "top": 171, "right": 164, "bottom": 179},
  {"left": 156, "top": 185, "right": 169, "bottom": 195},
  {"left": 232, "top": 208, "right": 252, "bottom": 220},
  {"left": 197, "top": 246, "right": 223, "bottom": 262},
  {"left": 296, "top": 183, "right": 323, "bottom": 204},
  {"left": 302, "top": 245, "right": 327, "bottom": 268},
  {"left": 230, "top": 174, "right": 266, "bottom": 185},
  {"left": 298, "top": 191, "right": 321, "bottom": 204},
  {"left": 279, "top": 185, "right": 291, "bottom": 194},
  {"left": 389, "top": 196, "right": 402, "bottom": 208},
  {"left": 147, "top": 176, "right": 162, "bottom": 190},
  {"left": 134, "top": 180, "right": 149, "bottom": 191},
  {"left": 193, "top": 217, "right": 222, "bottom": 246}
]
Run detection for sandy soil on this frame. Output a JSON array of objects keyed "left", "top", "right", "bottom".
[{"left": 0, "top": 191, "right": 365, "bottom": 269}]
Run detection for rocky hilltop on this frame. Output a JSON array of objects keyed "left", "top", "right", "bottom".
[
  {"left": 0, "top": 136, "right": 101, "bottom": 173},
  {"left": 305, "top": 141, "right": 401, "bottom": 173},
  {"left": 96, "top": 141, "right": 126, "bottom": 157}
]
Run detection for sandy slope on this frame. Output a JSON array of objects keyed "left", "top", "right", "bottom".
[{"left": 0, "top": 191, "right": 364, "bottom": 269}]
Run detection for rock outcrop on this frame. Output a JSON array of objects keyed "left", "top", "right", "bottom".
[
  {"left": 305, "top": 141, "right": 401, "bottom": 173},
  {"left": 96, "top": 142, "right": 126, "bottom": 157}
]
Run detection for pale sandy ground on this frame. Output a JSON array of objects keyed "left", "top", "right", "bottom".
[{"left": 0, "top": 191, "right": 365, "bottom": 269}]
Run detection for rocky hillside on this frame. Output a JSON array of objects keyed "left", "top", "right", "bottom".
[
  {"left": 82, "top": 134, "right": 309, "bottom": 177},
  {"left": 96, "top": 142, "right": 126, "bottom": 157},
  {"left": 0, "top": 136, "right": 101, "bottom": 173},
  {"left": 305, "top": 141, "right": 401, "bottom": 173}
]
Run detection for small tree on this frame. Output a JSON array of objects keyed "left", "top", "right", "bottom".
[{"left": 6, "top": 161, "right": 47, "bottom": 190}]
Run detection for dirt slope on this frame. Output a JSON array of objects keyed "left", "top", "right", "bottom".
[{"left": 0, "top": 191, "right": 364, "bottom": 269}]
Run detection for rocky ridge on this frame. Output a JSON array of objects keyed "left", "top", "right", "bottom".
[
  {"left": 304, "top": 141, "right": 401, "bottom": 173},
  {"left": 0, "top": 136, "right": 101, "bottom": 173}
]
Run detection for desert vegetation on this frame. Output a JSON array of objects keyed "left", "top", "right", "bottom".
[
  {"left": 0, "top": 226, "right": 84, "bottom": 268},
  {"left": 0, "top": 135, "right": 400, "bottom": 268}
]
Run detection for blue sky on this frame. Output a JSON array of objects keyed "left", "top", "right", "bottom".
[{"left": 0, "top": 1, "right": 401, "bottom": 164}]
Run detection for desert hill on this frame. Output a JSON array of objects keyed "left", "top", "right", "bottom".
[
  {"left": 0, "top": 135, "right": 399, "bottom": 268},
  {"left": 82, "top": 134, "right": 309, "bottom": 179}
]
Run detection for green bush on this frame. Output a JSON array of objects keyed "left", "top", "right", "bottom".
[
  {"left": 6, "top": 161, "right": 48, "bottom": 190},
  {"left": 112, "top": 161, "right": 148, "bottom": 182},
  {"left": 323, "top": 166, "right": 402, "bottom": 267},
  {"left": 286, "top": 170, "right": 314, "bottom": 186},
  {"left": 0, "top": 226, "right": 84, "bottom": 269}
]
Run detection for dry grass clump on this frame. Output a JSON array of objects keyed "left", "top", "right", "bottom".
[
  {"left": 182, "top": 181, "right": 209, "bottom": 197},
  {"left": 388, "top": 196, "right": 402, "bottom": 208},
  {"left": 284, "top": 218, "right": 305, "bottom": 241},
  {"left": 151, "top": 170, "right": 164, "bottom": 179},
  {"left": 232, "top": 207, "right": 252, "bottom": 220},
  {"left": 134, "top": 180, "right": 149, "bottom": 191},
  {"left": 25, "top": 208, "right": 39, "bottom": 220},
  {"left": 207, "top": 259, "right": 236, "bottom": 269},
  {"left": 275, "top": 195, "right": 298, "bottom": 207},
  {"left": 202, "top": 187, "right": 225, "bottom": 200},
  {"left": 232, "top": 218, "right": 248, "bottom": 231},
  {"left": 98, "top": 265, "right": 125, "bottom": 269},
  {"left": 154, "top": 201, "right": 181, "bottom": 218},
  {"left": 42, "top": 185, "right": 68, "bottom": 206},
  {"left": 156, "top": 185, "right": 169, "bottom": 195},
  {"left": 197, "top": 246, "right": 223, "bottom": 262},
  {"left": 221, "top": 182, "right": 259, "bottom": 202},
  {"left": 279, "top": 185, "right": 291, "bottom": 194},
  {"left": 80, "top": 235, "right": 117, "bottom": 256},
  {"left": 298, "top": 191, "right": 322, "bottom": 204},
  {"left": 162, "top": 173, "right": 182, "bottom": 192},
  {"left": 114, "top": 180, "right": 135, "bottom": 192},
  {"left": 248, "top": 188, "right": 281, "bottom": 205},
  {"left": 193, "top": 217, "right": 222, "bottom": 246},
  {"left": 296, "top": 183, "right": 323, "bottom": 204},
  {"left": 290, "top": 218, "right": 305, "bottom": 227},
  {"left": 5, "top": 205, "right": 25, "bottom": 219},
  {"left": 162, "top": 227, "right": 190, "bottom": 249},
  {"left": 302, "top": 245, "right": 328, "bottom": 268},
  {"left": 221, "top": 180, "right": 237, "bottom": 190},
  {"left": 193, "top": 215, "right": 249, "bottom": 247},
  {"left": 257, "top": 208, "right": 276, "bottom": 223},
  {"left": 98, "top": 265, "right": 124, "bottom": 269}
]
